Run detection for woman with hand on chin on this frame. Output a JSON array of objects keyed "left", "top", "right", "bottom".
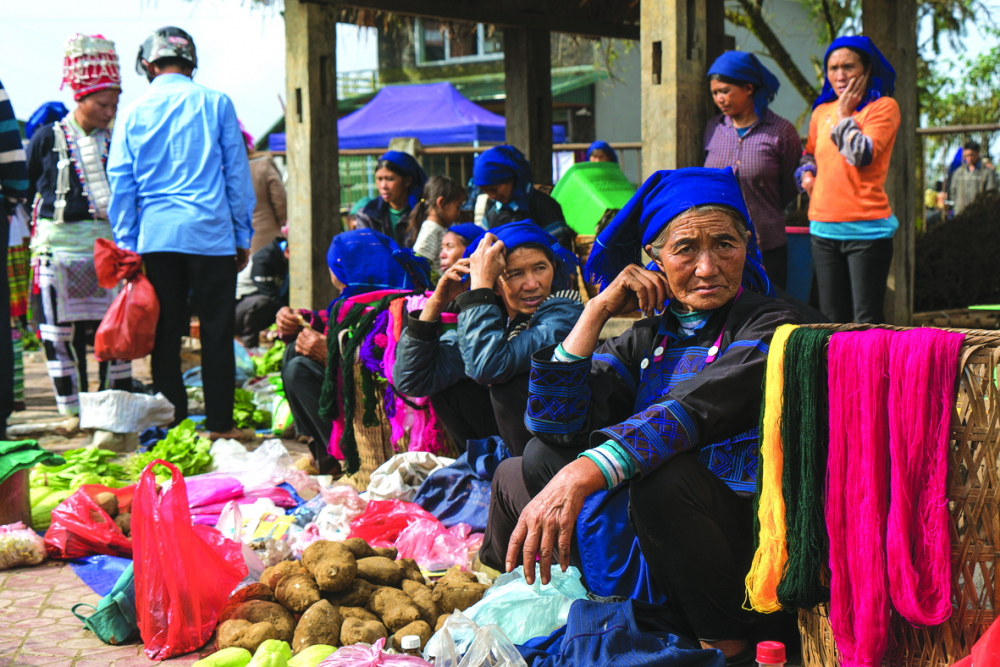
[
  {"left": 796, "top": 36, "right": 899, "bottom": 324},
  {"left": 480, "top": 167, "right": 802, "bottom": 666},
  {"left": 393, "top": 221, "right": 584, "bottom": 456}
]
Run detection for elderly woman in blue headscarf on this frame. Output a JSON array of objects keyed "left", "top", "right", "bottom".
[
  {"left": 480, "top": 167, "right": 803, "bottom": 662},
  {"left": 394, "top": 221, "right": 584, "bottom": 456},
  {"left": 276, "top": 228, "right": 430, "bottom": 473},
  {"left": 704, "top": 51, "right": 802, "bottom": 291},
  {"left": 796, "top": 36, "right": 899, "bottom": 324},
  {"left": 473, "top": 145, "right": 570, "bottom": 243},
  {"left": 354, "top": 151, "right": 428, "bottom": 247}
]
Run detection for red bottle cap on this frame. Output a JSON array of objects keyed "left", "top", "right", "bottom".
[{"left": 756, "top": 641, "right": 786, "bottom": 664}]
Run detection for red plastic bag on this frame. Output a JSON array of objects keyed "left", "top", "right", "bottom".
[
  {"left": 348, "top": 499, "right": 438, "bottom": 548},
  {"left": 132, "top": 459, "right": 247, "bottom": 660},
  {"left": 44, "top": 487, "right": 133, "bottom": 559},
  {"left": 394, "top": 519, "right": 483, "bottom": 571},
  {"left": 93, "top": 238, "right": 159, "bottom": 362},
  {"left": 952, "top": 616, "right": 1000, "bottom": 666}
]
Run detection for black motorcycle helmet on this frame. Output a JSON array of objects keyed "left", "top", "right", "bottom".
[{"left": 136, "top": 27, "right": 197, "bottom": 81}]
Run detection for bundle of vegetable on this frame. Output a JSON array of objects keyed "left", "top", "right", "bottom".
[
  {"left": 234, "top": 388, "right": 272, "bottom": 430},
  {"left": 30, "top": 446, "right": 130, "bottom": 530},
  {"left": 253, "top": 340, "right": 286, "bottom": 377},
  {"left": 125, "top": 419, "right": 212, "bottom": 480}
]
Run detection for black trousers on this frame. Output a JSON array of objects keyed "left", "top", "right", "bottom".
[
  {"left": 429, "top": 378, "right": 500, "bottom": 454},
  {"left": 810, "top": 235, "right": 894, "bottom": 324},
  {"left": 235, "top": 294, "right": 282, "bottom": 349},
  {"left": 281, "top": 342, "right": 339, "bottom": 474},
  {"left": 761, "top": 244, "right": 788, "bottom": 293},
  {"left": 481, "top": 438, "right": 760, "bottom": 643},
  {"left": 143, "top": 252, "right": 236, "bottom": 432},
  {"left": 0, "top": 215, "right": 11, "bottom": 438}
]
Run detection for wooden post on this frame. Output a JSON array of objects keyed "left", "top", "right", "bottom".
[
  {"left": 864, "top": 0, "right": 917, "bottom": 325},
  {"left": 285, "top": 0, "right": 340, "bottom": 310},
  {"left": 503, "top": 28, "right": 553, "bottom": 185},
  {"left": 641, "top": 0, "right": 716, "bottom": 176}
]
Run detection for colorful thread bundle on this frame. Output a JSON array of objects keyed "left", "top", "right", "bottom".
[
  {"left": 827, "top": 329, "right": 893, "bottom": 667},
  {"left": 776, "top": 327, "right": 832, "bottom": 610},
  {"left": 886, "top": 329, "right": 962, "bottom": 626},
  {"left": 745, "top": 323, "right": 797, "bottom": 613}
]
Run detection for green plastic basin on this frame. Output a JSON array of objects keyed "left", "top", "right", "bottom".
[{"left": 551, "top": 162, "right": 637, "bottom": 235}]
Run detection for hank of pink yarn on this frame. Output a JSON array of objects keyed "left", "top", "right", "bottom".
[
  {"left": 887, "top": 328, "right": 962, "bottom": 626},
  {"left": 827, "top": 329, "right": 892, "bottom": 667}
]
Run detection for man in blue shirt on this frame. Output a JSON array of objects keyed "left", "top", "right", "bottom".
[{"left": 107, "top": 27, "right": 255, "bottom": 440}]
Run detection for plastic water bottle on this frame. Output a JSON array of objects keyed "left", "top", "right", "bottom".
[
  {"left": 401, "top": 635, "right": 422, "bottom": 657},
  {"left": 756, "top": 641, "right": 786, "bottom": 667}
]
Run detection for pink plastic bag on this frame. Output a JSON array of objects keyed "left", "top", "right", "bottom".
[
  {"left": 133, "top": 460, "right": 247, "bottom": 660},
  {"left": 185, "top": 475, "right": 244, "bottom": 509},
  {"left": 348, "top": 500, "right": 437, "bottom": 548},
  {"left": 317, "top": 638, "right": 430, "bottom": 666},
  {"left": 395, "top": 519, "right": 483, "bottom": 571}
]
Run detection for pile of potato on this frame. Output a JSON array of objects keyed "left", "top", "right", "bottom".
[{"left": 215, "top": 538, "right": 489, "bottom": 656}]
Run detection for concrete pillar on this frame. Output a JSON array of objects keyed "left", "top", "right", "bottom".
[
  {"left": 503, "top": 28, "right": 554, "bottom": 185},
  {"left": 285, "top": 0, "right": 340, "bottom": 310},
  {"left": 641, "top": 0, "right": 721, "bottom": 175},
  {"left": 864, "top": 0, "right": 917, "bottom": 325}
]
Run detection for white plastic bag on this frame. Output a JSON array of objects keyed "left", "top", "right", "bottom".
[
  {"left": 367, "top": 451, "right": 455, "bottom": 502},
  {"left": 215, "top": 501, "right": 266, "bottom": 579},
  {"left": 79, "top": 390, "right": 175, "bottom": 433},
  {"left": 426, "top": 612, "right": 526, "bottom": 667},
  {"left": 0, "top": 522, "right": 47, "bottom": 570},
  {"left": 208, "top": 438, "right": 297, "bottom": 492}
]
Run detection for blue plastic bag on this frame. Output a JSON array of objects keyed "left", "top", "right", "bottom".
[{"left": 413, "top": 437, "right": 509, "bottom": 532}]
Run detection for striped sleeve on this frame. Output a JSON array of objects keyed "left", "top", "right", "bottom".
[
  {"left": 0, "top": 81, "right": 28, "bottom": 204},
  {"left": 581, "top": 440, "right": 637, "bottom": 489}
]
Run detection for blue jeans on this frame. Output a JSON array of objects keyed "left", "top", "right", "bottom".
[{"left": 810, "top": 235, "right": 894, "bottom": 323}]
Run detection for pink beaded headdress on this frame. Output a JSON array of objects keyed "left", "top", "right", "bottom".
[{"left": 61, "top": 34, "right": 122, "bottom": 101}]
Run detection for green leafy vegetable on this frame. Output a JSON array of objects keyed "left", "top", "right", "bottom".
[
  {"left": 124, "top": 419, "right": 213, "bottom": 479},
  {"left": 233, "top": 388, "right": 271, "bottom": 430},
  {"left": 253, "top": 340, "right": 286, "bottom": 377},
  {"left": 30, "top": 446, "right": 127, "bottom": 491}
]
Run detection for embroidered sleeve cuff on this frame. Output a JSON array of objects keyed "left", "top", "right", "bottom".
[
  {"left": 551, "top": 343, "right": 589, "bottom": 363},
  {"left": 595, "top": 400, "right": 696, "bottom": 477},
  {"left": 405, "top": 312, "right": 441, "bottom": 341},
  {"left": 455, "top": 288, "right": 496, "bottom": 311},
  {"left": 525, "top": 345, "right": 593, "bottom": 438},
  {"left": 580, "top": 441, "right": 636, "bottom": 489}
]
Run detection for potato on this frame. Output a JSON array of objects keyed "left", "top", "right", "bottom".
[
  {"left": 435, "top": 614, "right": 450, "bottom": 631},
  {"left": 218, "top": 584, "right": 276, "bottom": 625},
  {"left": 322, "top": 578, "right": 375, "bottom": 608},
  {"left": 217, "top": 619, "right": 279, "bottom": 653},
  {"left": 340, "top": 606, "right": 379, "bottom": 623},
  {"left": 391, "top": 620, "right": 432, "bottom": 652},
  {"left": 340, "top": 617, "right": 387, "bottom": 646},
  {"left": 398, "top": 558, "right": 424, "bottom": 583},
  {"left": 368, "top": 587, "right": 421, "bottom": 632},
  {"left": 435, "top": 567, "right": 478, "bottom": 587},
  {"left": 263, "top": 560, "right": 308, "bottom": 591},
  {"left": 292, "top": 600, "right": 341, "bottom": 654},
  {"left": 94, "top": 491, "right": 119, "bottom": 518},
  {"left": 372, "top": 547, "right": 397, "bottom": 560},
  {"left": 356, "top": 557, "right": 403, "bottom": 588},
  {"left": 401, "top": 580, "right": 440, "bottom": 626},
  {"left": 275, "top": 573, "right": 321, "bottom": 613},
  {"left": 302, "top": 541, "right": 357, "bottom": 593},
  {"left": 114, "top": 512, "right": 131, "bottom": 537},
  {"left": 431, "top": 571, "right": 489, "bottom": 615},
  {"left": 228, "top": 600, "right": 296, "bottom": 643},
  {"left": 341, "top": 538, "right": 375, "bottom": 560}
]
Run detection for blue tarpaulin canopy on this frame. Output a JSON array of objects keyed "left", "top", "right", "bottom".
[{"left": 266, "top": 81, "right": 566, "bottom": 151}]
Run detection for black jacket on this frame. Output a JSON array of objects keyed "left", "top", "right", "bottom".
[
  {"left": 26, "top": 122, "right": 93, "bottom": 222},
  {"left": 354, "top": 197, "right": 412, "bottom": 247}
]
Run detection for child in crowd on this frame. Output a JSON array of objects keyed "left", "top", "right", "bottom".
[{"left": 409, "top": 176, "right": 467, "bottom": 274}]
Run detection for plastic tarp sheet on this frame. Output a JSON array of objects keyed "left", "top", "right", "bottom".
[{"left": 70, "top": 555, "right": 132, "bottom": 597}]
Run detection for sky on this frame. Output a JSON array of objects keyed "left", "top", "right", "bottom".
[{"left": 1, "top": 0, "right": 379, "bottom": 140}]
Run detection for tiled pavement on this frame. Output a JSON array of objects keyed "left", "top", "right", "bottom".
[{"left": 0, "top": 560, "right": 215, "bottom": 666}]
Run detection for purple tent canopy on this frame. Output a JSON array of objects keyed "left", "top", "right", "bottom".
[{"left": 338, "top": 82, "right": 506, "bottom": 148}]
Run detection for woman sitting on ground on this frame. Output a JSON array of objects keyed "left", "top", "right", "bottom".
[
  {"left": 481, "top": 167, "right": 802, "bottom": 664},
  {"left": 393, "top": 221, "right": 584, "bottom": 456},
  {"left": 438, "top": 222, "right": 486, "bottom": 275},
  {"left": 474, "top": 145, "right": 571, "bottom": 245},
  {"left": 354, "top": 151, "right": 427, "bottom": 247},
  {"left": 276, "top": 228, "right": 430, "bottom": 473},
  {"left": 410, "top": 175, "right": 467, "bottom": 275}
]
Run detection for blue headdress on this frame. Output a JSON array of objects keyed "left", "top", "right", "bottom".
[
  {"left": 326, "top": 229, "right": 431, "bottom": 307},
  {"left": 585, "top": 167, "right": 774, "bottom": 298},
  {"left": 473, "top": 145, "right": 533, "bottom": 212},
  {"left": 707, "top": 51, "right": 781, "bottom": 118},
  {"left": 447, "top": 223, "right": 487, "bottom": 247},
  {"left": 378, "top": 150, "right": 428, "bottom": 208},
  {"left": 812, "top": 36, "right": 895, "bottom": 112},
  {"left": 586, "top": 140, "right": 618, "bottom": 163},
  {"left": 464, "top": 220, "right": 581, "bottom": 291},
  {"left": 25, "top": 101, "right": 69, "bottom": 139}
]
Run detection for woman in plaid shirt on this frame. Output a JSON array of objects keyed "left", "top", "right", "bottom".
[{"left": 704, "top": 51, "right": 802, "bottom": 292}]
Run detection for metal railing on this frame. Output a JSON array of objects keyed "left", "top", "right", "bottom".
[{"left": 338, "top": 69, "right": 380, "bottom": 99}]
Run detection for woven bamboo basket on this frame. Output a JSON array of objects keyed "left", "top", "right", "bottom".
[
  {"left": 574, "top": 234, "right": 598, "bottom": 301},
  {"left": 798, "top": 323, "right": 1000, "bottom": 667}
]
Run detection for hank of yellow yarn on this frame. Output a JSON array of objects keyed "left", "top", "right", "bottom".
[{"left": 744, "top": 323, "right": 798, "bottom": 613}]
